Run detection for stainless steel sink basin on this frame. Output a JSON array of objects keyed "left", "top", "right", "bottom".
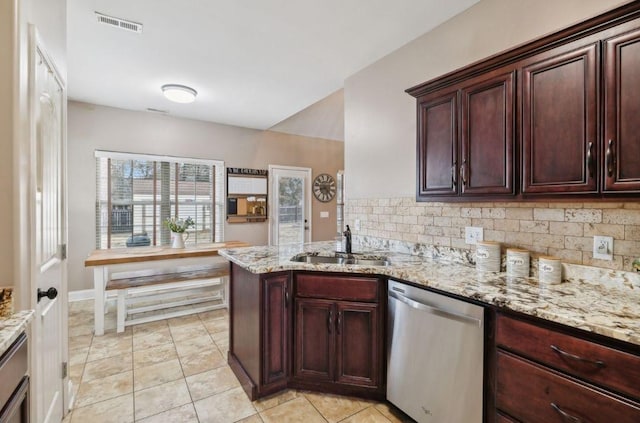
[{"left": 291, "top": 253, "right": 390, "bottom": 266}]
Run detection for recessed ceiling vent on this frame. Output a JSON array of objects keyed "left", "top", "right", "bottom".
[{"left": 95, "top": 12, "right": 143, "bottom": 33}]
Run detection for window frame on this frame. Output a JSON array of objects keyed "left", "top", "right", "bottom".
[{"left": 95, "top": 150, "right": 225, "bottom": 249}]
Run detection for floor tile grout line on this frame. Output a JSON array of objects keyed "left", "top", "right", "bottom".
[{"left": 299, "top": 393, "right": 330, "bottom": 423}]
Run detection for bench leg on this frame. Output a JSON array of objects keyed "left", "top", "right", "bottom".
[
  {"left": 117, "top": 290, "right": 126, "bottom": 333},
  {"left": 222, "top": 276, "right": 228, "bottom": 309},
  {"left": 94, "top": 267, "right": 106, "bottom": 336}
]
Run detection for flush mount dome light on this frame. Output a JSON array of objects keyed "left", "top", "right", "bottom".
[{"left": 161, "top": 84, "right": 197, "bottom": 103}]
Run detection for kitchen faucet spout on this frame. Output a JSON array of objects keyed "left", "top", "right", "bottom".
[{"left": 343, "top": 225, "right": 352, "bottom": 254}]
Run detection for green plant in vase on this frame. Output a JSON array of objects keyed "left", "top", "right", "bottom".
[{"left": 165, "top": 217, "right": 195, "bottom": 248}]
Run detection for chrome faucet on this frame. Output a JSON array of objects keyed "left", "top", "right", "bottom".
[{"left": 343, "top": 225, "right": 352, "bottom": 254}]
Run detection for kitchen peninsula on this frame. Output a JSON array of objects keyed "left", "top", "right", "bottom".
[{"left": 220, "top": 240, "right": 640, "bottom": 422}]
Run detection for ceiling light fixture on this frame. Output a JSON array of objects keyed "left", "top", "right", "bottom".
[{"left": 161, "top": 84, "right": 197, "bottom": 103}]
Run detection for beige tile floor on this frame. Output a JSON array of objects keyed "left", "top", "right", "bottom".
[{"left": 66, "top": 300, "right": 412, "bottom": 422}]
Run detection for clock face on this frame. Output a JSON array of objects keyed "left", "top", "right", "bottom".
[{"left": 313, "top": 173, "right": 336, "bottom": 202}]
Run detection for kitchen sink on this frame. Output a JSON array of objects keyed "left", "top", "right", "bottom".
[{"left": 291, "top": 253, "right": 390, "bottom": 266}]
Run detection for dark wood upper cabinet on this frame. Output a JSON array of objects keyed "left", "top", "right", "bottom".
[
  {"left": 604, "top": 27, "right": 640, "bottom": 192},
  {"left": 416, "top": 70, "right": 515, "bottom": 200},
  {"left": 417, "top": 90, "right": 458, "bottom": 197},
  {"left": 460, "top": 71, "right": 515, "bottom": 196},
  {"left": 521, "top": 42, "right": 599, "bottom": 194},
  {"left": 408, "top": 2, "right": 640, "bottom": 200}
]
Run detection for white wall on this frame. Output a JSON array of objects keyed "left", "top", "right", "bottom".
[
  {"left": 68, "top": 101, "right": 344, "bottom": 291},
  {"left": 270, "top": 89, "right": 344, "bottom": 141},
  {"left": 344, "top": 0, "right": 630, "bottom": 198}
]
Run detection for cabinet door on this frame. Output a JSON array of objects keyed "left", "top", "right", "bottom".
[
  {"left": 262, "top": 274, "right": 290, "bottom": 385},
  {"left": 604, "top": 28, "right": 640, "bottom": 192},
  {"left": 334, "top": 302, "right": 380, "bottom": 388},
  {"left": 460, "top": 71, "right": 515, "bottom": 195},
  {"left": 521, "top": 42, "right": 598, "bottom": 194},
  {"left": 294, "top": 299, "right": 334, "bottom": 382},
  {"left": 416, "top": 90, "right": 458, "bottom": 197}
]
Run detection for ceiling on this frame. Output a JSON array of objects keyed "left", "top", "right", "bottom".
[{"left": 67, "top": 0, "right": 479, "bottom": 130}]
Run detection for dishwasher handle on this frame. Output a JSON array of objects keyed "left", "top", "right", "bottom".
[{"left": 389, "top": 290, "right": 482, "bottom": 327}]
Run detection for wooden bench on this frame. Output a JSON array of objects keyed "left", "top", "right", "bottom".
[{"left": 106, "top": 262, "right": 230, "bottom": 333}]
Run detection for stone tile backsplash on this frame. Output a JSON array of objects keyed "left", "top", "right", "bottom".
[{"left": 345, "top": 198, "right": 640, "bottom": 272}]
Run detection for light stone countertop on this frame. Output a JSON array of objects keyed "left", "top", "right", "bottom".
[
  {"left": 0, "top": 310, "right": 34, "bottom": 356},
  {"left": 219, "top": 241, "right": 640, "bottom": 347}
]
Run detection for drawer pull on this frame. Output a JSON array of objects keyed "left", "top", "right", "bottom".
[
  {"left": 551, "top": 402, "right": 583, "bottom": 423},
  {"left": 550, "top": 345, "right": 606, "bottom": 369}
]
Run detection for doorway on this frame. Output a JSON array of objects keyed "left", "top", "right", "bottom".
[{"left": 268, "top": 166, "right": 312, "bottom": 245}]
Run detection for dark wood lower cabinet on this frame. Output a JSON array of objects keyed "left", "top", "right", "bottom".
[
  {"left": 0, "top": 333, "right": 29, "bottom": 423},
  {"left": 292, "top": 274, "right": 385, "bottom": 399},
  {"left": 229, "top": 264, "right": 385, "bottom": 401},
  {"left": 294, "top": 299, "right": 334, "bottom": 382},
  {"left": 494, "top": 313, "right": 640, "bottom": 423},
  {"left": 335, "top": 302, "right": 379, "bottom": 388},
  {"left": 497, "top": 351, "right": 640, "bottom": 423},
  {"left": 228, "top": 265, "right": 291, "bottom": 400},
  {"left": 293, "top": 299, "right": 381, "bottom": 391}
]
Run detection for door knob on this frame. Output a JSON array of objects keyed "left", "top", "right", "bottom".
[{"left": 37, "top": 287, "right": 58, "bottom": 303}]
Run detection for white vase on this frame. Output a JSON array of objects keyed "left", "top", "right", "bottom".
[{"left": 171, "top": 232, "right": 186, "bottom": 248}]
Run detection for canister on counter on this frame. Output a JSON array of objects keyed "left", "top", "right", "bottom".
[
  {"left": 506, "top": 248, "right": 530, "bottom": 278},
  {"left": 476, "top": 241, "right": 501, "bottom": 272},
  {"left": 538, "top": 256, "right": 562, "bottom": 284}
]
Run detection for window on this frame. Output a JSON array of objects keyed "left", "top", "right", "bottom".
[{"left": 95, "top": 151, "right": 224, "bottom": 249}]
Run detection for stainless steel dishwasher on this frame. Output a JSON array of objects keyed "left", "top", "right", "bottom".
[{"left": 387, "top": 279, "right": 484, "bottom": 423}]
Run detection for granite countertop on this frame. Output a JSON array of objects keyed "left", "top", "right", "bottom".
[
  {"left": 219, "top": 241, "right": 640, "bottom": 347},
  {"left": 0, "top": 310, "right": 34, "bottom": 356}
]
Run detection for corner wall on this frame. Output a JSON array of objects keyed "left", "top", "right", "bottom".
[
  {"left": 343, "top": 0, "right": 639, "bottom": 271},
  {"left": 67, "top": 101, "right": 344, "bottom": 291}
]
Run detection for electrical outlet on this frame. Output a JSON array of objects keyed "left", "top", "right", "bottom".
[
  {"left": 593, "top": 236, "right": 613, "bottom": 260},
  {"left": 465, "top": 227, "right": 484, "bottom": 245}
]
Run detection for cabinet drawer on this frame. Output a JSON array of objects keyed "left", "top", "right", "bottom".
[
  {"left": 496, "top": 314, "right": 640, "bottom": 400},
  {"left": 0, "top": 333, "right": 28, "bottom": 412},
  {"left": 295, "top": 274, "right": 379, "bottom": 302},
  {"left": 497, "top": 351, "right": 640, "bottom": 423}
]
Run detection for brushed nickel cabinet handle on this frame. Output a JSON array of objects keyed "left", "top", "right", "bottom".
[
  {"left": 284, "top": 289, "right": 289, "bottom": 308},
  {"left": 328, "top": 310, "right": 333, "bottom": 334},
  {"left": 586, "top": 141, "right": 594, "bottom": 178},
  {"left": 606, "top": 139, "right": 615, "bottom": 177},
  {"left": 550, "top": 345, "right": 606, "bottom": 368},
  {"left": 336, "top": 311, "right": 342, "bottom": 334},
  {"left": 551, "top": 403, "right": 583, "bottom": 423}
]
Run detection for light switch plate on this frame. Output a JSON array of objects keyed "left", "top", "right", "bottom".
[
  {"left": 320, "top": 211, "right": 329, "bottom": 218},
  {"left": 465, "top": 227, "right": 484, "bottom": 245},
  {"left": 593, "top": 236, "right": 613, "bottom": 260}
]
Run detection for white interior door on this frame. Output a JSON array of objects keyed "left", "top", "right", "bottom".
[
  {"left": 268, "top": 166, "right": 312, "bottom": 246},
  {"left": 31, "top": 27, "right": 66, "bottom": 423}
]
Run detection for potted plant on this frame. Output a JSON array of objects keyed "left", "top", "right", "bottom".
[{"left": 164, "top": 216, "right": 195, "bottom": 248}]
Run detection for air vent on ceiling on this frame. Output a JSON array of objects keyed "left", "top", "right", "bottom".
[
  {"left": 146, "top": 108, "right": 169, "bottom": 114},
  {"left": 95, "top": 12, "right": 143, "bottom": 33}
]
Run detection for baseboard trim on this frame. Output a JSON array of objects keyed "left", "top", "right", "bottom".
[
  {"left": 68, "top": 289, "right": 118, "bottom": 302},
  {"left": 68, "top": 289, "right": 93, "bottom": 302}
]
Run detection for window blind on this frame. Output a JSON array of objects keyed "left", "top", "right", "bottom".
[{"left": 95, "top": 151, "right": 224, "bottom": 249}]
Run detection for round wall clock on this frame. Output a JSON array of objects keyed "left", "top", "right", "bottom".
[{"left": 313, "top": 173, "right": 336, "bottom": 202}]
